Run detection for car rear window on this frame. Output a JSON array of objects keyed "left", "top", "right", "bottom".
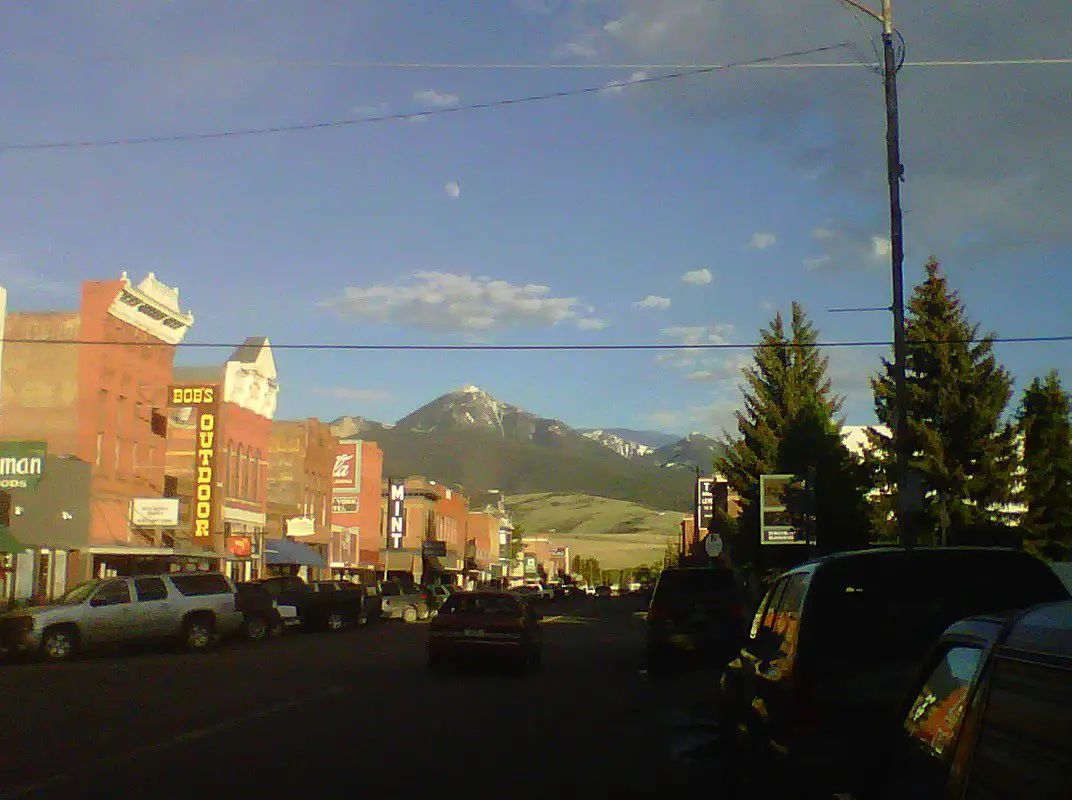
[
  {"left": 806, "top": 551, "right": 1071, "bottom": 662},
  {"left": 170, "top": 573, "right": 232, "bottom": 597},
  {"left": 441, "top": 594, "right": 520, "bottom": 616},
  {"left": 654, "top": 569, "right": 736, "bottom": 601}
]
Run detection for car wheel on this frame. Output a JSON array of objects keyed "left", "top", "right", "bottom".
[
  {"left": 402, "top": 606, "right": 419, "bottom": 624},
  {"left": 40, "top": 626, "right": 79, "bottom": 662},
  {"left": 244, "top": 614, "right": 269, "bottom": 642},
  {"left": 182, "top": 617, "right": 214, "bottom": 652},
  {"left": 326, "top": 611, "right": 347, "bottom": 632}
]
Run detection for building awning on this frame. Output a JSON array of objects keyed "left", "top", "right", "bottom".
[
  {"left": 265, "top": 538, "right": 327, "bottom": 567},
  {"left": 383, "top": 550, "right": 417, "bottom": 572},
  {"left": 0, "top": 529, "right": 27, "bottom": 553}
]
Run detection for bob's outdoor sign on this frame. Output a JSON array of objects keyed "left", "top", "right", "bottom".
[
  {"left": 0, "top": 441, "right": 47, "bottom": 490},
  {"left": 167, "top": 385, "right": 220, "bottom": 541}
]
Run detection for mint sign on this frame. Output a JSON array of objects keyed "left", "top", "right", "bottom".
[{"left": 0, "top": 441, "right": 47, "bottom": 490}]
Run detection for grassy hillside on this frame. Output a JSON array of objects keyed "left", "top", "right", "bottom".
[
  {"left": 507, "top": 492, "right": 684, "bottom": 569},
  {"left": 374, "top": 427, "right": 693, "bottom": 512}
]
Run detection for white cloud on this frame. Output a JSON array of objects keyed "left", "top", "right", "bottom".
[
  {"left": 646, "top": 397, "right": 741, "bottom": 438},
  {"left": 313, "top": 387, "right": 392, "bottom": 403},
  {"left": 681, "top": 268, "right": 712, "bottom": 285},
  {"left": 602, "top": 70, "right": 649, "bottom": 95},
  {"left": 445, "top": 181, "right": 461, "bottom": 199},
  {"left": 413, "top": 89, "right": 459, "bottom": 108},
  {"left": 584, "top": 0, "right": 1072, "bottom": 257},
  {"left": 760, "top": 300, "right": 775, "bottom": 310},
  {"left": 661, "top": 323, "right": 735, "bottom": 345},
  {"left": 748, "top": 232, "right": 777, "bottom": 250},
  {"left": 577, "top": 317, "right": 610, "bottom": 330},
  {"left": 803, "top": 222, "right": 890, "bottom": 272},
  {"left": 558, "top": 35, "right": 600, "bottom": 59},
  {"left": 635, "top": 295, "right": 671, "bottom": 310},
  {"left": 322, "top": 271, "right": 604, "bottom": 333}
]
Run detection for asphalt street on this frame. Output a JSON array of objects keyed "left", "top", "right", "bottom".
[{"left": 0, "top": 595, "right": 734, "bottom": 799}]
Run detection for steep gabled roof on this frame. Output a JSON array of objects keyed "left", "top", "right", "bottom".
[{"left": 228, "top": 336, "right": 268, "bottom": 364}]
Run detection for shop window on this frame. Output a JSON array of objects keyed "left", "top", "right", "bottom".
[{"left": 150, "top": 408, "right": 167, "bottom": 437}]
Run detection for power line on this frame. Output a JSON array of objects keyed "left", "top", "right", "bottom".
[
  {"left": 1, "top": 43, "right": 851, "bottom": 151},
  {"left": 2, "top": 53, "right": 1069, "bottom": 70},
  {"left": 1, "top": 335, "right": 1069, "bottom": 351}
]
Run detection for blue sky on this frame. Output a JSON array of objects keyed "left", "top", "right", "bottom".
[{"left": 1, "top": 1, "right": 1069, "bottom": 437}]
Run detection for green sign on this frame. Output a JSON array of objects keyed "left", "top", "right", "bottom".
[{"left": 0, "top": 441, "right": 46, "bottom": 490}]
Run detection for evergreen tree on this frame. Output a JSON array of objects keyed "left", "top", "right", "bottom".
[
  {"left": 868, "top": 258, "right": 1019, "bottom": 545},
  {"left": 718, "top": 302, "right": 869, "bottom": 562},
  {"left": 1017, "top": 370, "right": 1072, "bottom": 559}
]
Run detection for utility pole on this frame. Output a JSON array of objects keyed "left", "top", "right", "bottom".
[{"left": 839, "top": 0, "right": 912, "bottom": 547}]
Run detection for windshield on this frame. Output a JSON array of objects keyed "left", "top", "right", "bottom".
[{"left": 59, "top": 581, "right": 102, "bottom": 605}]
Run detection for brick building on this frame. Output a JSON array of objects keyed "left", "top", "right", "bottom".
[
  {"left": 466, "top": 511, "right": 500, "bottom": 584},
  {"left": 164, "top": 337, "right": 279, "bottom": 581},
  {"left": 380, "top": 477, "right": 470, "bottom": 586},
  {"left": 0, "top": 273, "right": 193, "bottom": 590},
  {"left": 267, "top": 418, "right": 337, "bottom": 579},
  {"left": 328, "top": 438, "right": 384, "bottom": 579}
]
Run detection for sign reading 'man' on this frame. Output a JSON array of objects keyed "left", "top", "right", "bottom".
[
  {"left": 387, "top": 478, "right": 406, "bottom": 550},
  {"left": 0, "top": 441, "right": 47, "bottom": 490}
]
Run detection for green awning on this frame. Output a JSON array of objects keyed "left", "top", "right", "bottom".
[{"left": 0, "top": 529, "right": 27, "bottom": 553}]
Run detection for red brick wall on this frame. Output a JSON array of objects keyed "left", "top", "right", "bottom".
[{"left": 357, "top": 440, "right": 383, "bottom": 554}]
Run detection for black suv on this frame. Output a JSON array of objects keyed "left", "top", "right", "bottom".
[
  {"left": 646, "top": 566, "right": 746, "bottom": 677},
  {"left": 719, "top": 547, "right": 1070, "bottom": 798}
]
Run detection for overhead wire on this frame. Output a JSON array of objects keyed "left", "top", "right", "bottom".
[
  {"left": 0, "top": 42, "right": 856, "bottom": 151},
  {"left": 0, "top": 335, "right": 1069, "bottom": 351}
]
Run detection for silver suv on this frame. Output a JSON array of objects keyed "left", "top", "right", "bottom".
[{"left": 0, "top": 572, "right": 244, "bottom": 662}]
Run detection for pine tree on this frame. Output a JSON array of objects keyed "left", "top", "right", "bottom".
[
  {"left": 868, "top": 258, "right": 1019, "bottom": 545},
  {"left": 718, "top": 302, "right": 870, "bottom": 563},
  {"left": 1017, "top": 370, "right": 1072, "bottom": 559}
]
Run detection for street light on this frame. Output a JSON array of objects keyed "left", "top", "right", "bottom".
[{"left": 837, "top": 0, "right": 912, "bottom": 547}]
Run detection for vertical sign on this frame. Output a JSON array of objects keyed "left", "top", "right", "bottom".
[
  {"left": 387, "top": 477, "right": 405, "bottom": 550},
  {"left": 695, "top": 476, "right": 715, "bottom": 535},
  {"left": 332, "top": 440, "right": 361, "bottom": 491},
  {"left": 167, "top": 384, "right": 220, "bottom": 541}
]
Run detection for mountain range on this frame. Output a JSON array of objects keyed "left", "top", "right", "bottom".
[{"left": 328, "top": 385, "right": 724, "bottom": 512}]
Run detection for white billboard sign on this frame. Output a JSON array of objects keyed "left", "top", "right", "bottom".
[
  {"left": 286, "top": 516, "right": 316, "bottom": 537},
  {"left": 131, "top": 498, "right": 180, "bottom": 527}
]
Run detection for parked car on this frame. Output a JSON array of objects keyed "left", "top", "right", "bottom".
[
  {"left": 646, "top": 566, "right": 746, "bottom": 678},
  {"left": 0, "top": 572, "right": 244, "bottom": 662},
  {"left": 235, "top": 581, "right": 285, "bottom": 641},
  {"left": 309, "top": 580, "right": 373, "bottom": 626},
  {"left": 428, "top": 590, "right": 542, "bottom": 673},
  {"left": 719, "top": 547, "right": 1071, "bottom": 799},
  {"left": 379, "top": 581, "right": 430, "bottom": 623},
  {"left": 424, "top": 583, "right": 455, "bottom": 610},
  {"left": 839, "top": 598, "right": 1072, "bottom": 800},
  {"left": 254, "top": 576, "right": 362, "bottom": 632}
]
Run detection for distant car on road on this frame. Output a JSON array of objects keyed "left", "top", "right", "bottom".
[
  {"left": 428, "top": 590, "right": 542, "bottom": 673},
  {"left": 379, "top": 581, "right": 430, "bottom": 623}
]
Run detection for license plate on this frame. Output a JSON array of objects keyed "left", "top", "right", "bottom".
[{"left": 463, "top": 628, "right": 486, "bottom": 638}]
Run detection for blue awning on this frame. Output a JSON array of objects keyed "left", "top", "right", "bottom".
[{"left": 264, "top": 538, "right": 326, "bottom": 567}]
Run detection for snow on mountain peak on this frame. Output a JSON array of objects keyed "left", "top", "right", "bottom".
[{"left": 458, "top": 384, "right": 484, "bottom": 394}]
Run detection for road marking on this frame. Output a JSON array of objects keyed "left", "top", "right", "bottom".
[{"left": 4, "top": 685, "right": 347, "bottom": 798}]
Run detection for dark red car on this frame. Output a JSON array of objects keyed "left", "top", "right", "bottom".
[{"left": 428, "top": 591, "right": 542, "bottom": 673}]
